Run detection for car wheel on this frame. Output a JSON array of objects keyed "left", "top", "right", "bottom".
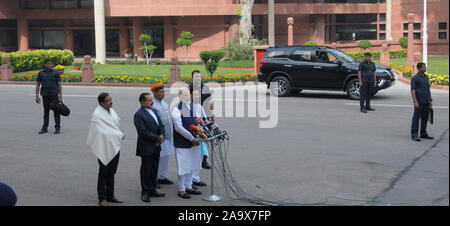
[
  {"left": 346, "top": 79, "right": 360, "bottom": 100},
  {"left": 270, "top": 76, "right": 292, "bottom": 97}
]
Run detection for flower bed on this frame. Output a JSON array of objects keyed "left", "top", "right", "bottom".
[
  {"left": 181, "top": 73, "right": 258, "bottom": 84},
  {"left": 90, "top": 75, "right": 169, "bottom": 84},
  {"left": 9, "top": 73, "right": 82, "bottom": 82},
  {"left": 390, "top": 64, "right": 449, "bottom": 86}
]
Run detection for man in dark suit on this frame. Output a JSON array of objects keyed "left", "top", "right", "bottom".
[{"left": 134, "top": 93, "right": 165, "bottom": 203}]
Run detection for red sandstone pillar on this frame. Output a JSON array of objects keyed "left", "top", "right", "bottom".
[
  {"left": 132, "top": 17, "right": 144, "bottom": 58},
  {"left": 412, "top": 52, "right": 422, "bottom": 76},
  {"left": 64, "top": 21, "right": 74, "bottom": 51},
  {"left": 406, "top": 13, "right": 416, "bottom": 71},
  {"left": 119, "top": 21, "right": 129, "bottom": 57},
  {"left": 380, "top": 43, "right": 390, "bottom": 66},
  {"left": 17, "top": 17, "right": 29, "bottom": 51},
  {"left": 164, "top": 17, "right": 175, "bottom": 61},
  {"left": 287, "top": 17, "right": 294, "bottom": 46}
]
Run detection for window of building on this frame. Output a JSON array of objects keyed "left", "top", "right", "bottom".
[
  {"left": 413, "top": 32, "right": 421, "bottom": 40},
  {"left": 403, "top": 23, "right": 408, "bottom": 31},
  {"left": 439, "top": 22, "right": 447, "bottom": 30},
  {"left": 336, "top": 24, "right": 377, "bottom": 40},
  {"left": 379, "top": 33, "right": 386, "bottom": 40},
  {"left": 379, "top": 0, "right": 386, "bottom": 3},
  {"left": 79, "top": 0, "right": 94, "bottom": 8},
  {"left": 336, "top": 14, "right": 377, "bottom": 23},
  {"left": 20, "top": 0, "right": 47, "bottom": 9},
  {"left": 143, "top": 29, "right": 164, "bottom": 58},
  {"left": 439, "top": 32, "right": 447, "bottom": 40},
  {"left": 289, "top": 50, "right": 313, "bottom": 62},
  {"left": 326, "top": 0, "right": 378, "bottom": 3},
  {"left": 413, "top": 23, "right": 421, "bottom": 31},
  {"left": 0, "top": 30, "right": 18, "bottom": 46},
  {"left": 379, "top": 14, "right": 386, "bottom": 22},
  {"left": 29, "top": 30, "right": 65, "bottom": 49},
  {"left": 379, "top": 24, "right": 386, "bottom": 31},
  {"left": 403, "top": 32, "right": 408, "bottom": 37},
  {"left": 50, "top": 0, "right": 76, "bottom": 9}
]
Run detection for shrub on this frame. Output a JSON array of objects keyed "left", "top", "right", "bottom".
[
  {"left": 222, "top": 38, "right": 267, "bottom": 61},
  {"left": 346, "top": 50, "right": 408, "bottom": 61},
  {"left": 399, "top": 37, "right": 408, "bottom": 49},
  {"left": 0, "top": 49, "right": 74, "bottom": 72},
  {"left": 358, "top": 40, "right": 372, "bottom": 50},
  {"left": 304, "top": 41, "right": 318, "bottom": 46},
  {"left": 199, "top": 49, "right": 225, "bottom": 76}
]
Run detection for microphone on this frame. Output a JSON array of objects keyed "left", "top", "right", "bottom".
[{"left": 189, "top": 124, "right": 208, "bottom": 139}]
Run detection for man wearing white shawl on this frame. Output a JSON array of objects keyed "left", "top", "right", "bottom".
[{"left": 87, "top": 93, "right": 125, "bottom": 206}]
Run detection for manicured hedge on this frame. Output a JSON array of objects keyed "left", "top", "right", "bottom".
[
  {"left": 0, "top": 49, "right": 74, "bottom": 72},
  {"left": 346, "top": 49, "right": 407, "bottom": 60}
]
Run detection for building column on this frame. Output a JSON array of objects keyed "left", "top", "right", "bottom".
[
  {"left": 406, "top": 13, "right": 416, "bottom": 70},
  {"left": 17, "top": 17, "right": 28, "bottom": 51},
  {"left": 287, "top": 17, "right": 294, "bottom": 46},
  {"left": 330, "top": 15, "right": 336, "bottom": 43},
  {"left": 229, "top": 16, "right": 240, "bottom": 42},
  {"left": 268, "top": 0, "right": 275, "bottom": 46},
  {"left": 119, "top": 20, "right": 129, "bottom": 57},
  {"left": 313, "top": 15, "right": 325, "bottom": 44},
  {"left": 386, "top": 0, "right": 392, "bottom": 41},
  {"left": 94, "top": 0, "right": 106, "bottom": 64},
  {"left": 64, "top": 21, "right": 74, "bottom": 51},
  {"left": 133, "top": 17, "right": 144, "bottom": 58}
]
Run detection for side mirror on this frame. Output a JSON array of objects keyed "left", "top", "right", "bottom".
[{"left": 334, "top": 60, "right": 343, "bottom": 66}]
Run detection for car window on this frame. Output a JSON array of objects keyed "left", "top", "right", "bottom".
[
  {"left": 289, "top": 50, "right": 313, "bottom": 62},
  {"left": 316, "top": 51, "right": 337, "bottom": 63},
  {"left": 265, "top": 50, "right": 290, "bottom": 59}
]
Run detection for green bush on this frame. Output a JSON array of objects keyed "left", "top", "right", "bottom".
[
  {"left": 0, "top": 49, "right": 74, "bottom": 72},
  {"left": 389, "top": 49, "right": 408, "bottom": 58},
  {"left": 358, "top": 40, "right": 372, "bottom": 50},
  {"left": 304, "top": 41, "right": 318, "bottom": 46},
  {"left": 222, "top": 38, "right": 267, "bottom": 61},
  {"left": 399, "top": 37, "right": 408, "bottom": 49},
  {"left": 346, "top": 49, "right": 408, "bottom": 61},
  {"left": 200, "top": 49, "right": 225, "bottom": 76}
]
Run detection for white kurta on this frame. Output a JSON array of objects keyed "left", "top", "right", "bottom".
[
  {"left": 153, "top": 99, "right": 174, "bottom": 157},
  {"left": 172, "top": 102, "right": 201, "bottom": 176},
  {"left": 87, "top": 106, "right": 124, "bottom": 166}
]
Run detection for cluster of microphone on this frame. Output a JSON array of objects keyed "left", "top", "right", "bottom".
[{"left": 189, "top": 117, "right": 226, "bottom": 140}]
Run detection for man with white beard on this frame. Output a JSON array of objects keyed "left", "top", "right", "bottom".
[{"left": 172, "top": 87, "right": 202, "bottom": 199}]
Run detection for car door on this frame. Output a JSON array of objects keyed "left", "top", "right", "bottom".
[
  {"left": 311, "top": 51, "right": 346, "bottom": 88},
  {"left": 287, "top": 49, "right": 316, "bottom": 88}
]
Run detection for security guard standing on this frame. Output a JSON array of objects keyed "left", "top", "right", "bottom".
[
  {"left": 410, "top": 62, "right": 434, "bottom": 142},
  {"left": 358, "top": 52, "right": 377, "bottom": 113}
]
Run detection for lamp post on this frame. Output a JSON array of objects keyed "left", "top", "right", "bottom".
[{"left": 423, "top": 0, "right": 428, "bottom": 66}]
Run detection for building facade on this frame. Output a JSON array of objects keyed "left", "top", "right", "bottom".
[{"left": 0, "top": 0, "right": 448, "bottom": 60}]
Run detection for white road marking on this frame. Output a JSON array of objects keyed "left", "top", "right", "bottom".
[
  {"left": 28, "top": 94, "right": 97, "bottom": 98},
  {"left": 345, "top": 103, "right": 449, "bottom": 109}
]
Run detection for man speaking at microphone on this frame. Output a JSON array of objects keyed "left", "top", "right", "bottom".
[{"left": 172, "top": 87, "right": 202, "bottom": 199}]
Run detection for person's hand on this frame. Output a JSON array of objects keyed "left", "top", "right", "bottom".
[
  {"left": 159, "top": 135, "right": 164, "bottom": 144},
  {"left": 121, "top": 134, "right": 126, "bottom": 140},
  {"left": 414, "top": 102, "right": 419, "bottom": 109},
  {"left": 430, "top": 101, "right": 433, "bottom": 108},
  {"left": 192, "top": 138, "right": 199, "bottom": 146},
  {"left": 58, "top": 95, "right": 62, "bottom": 102},
  {"left": 36, "top": 96, "right": 40, "bottom": 104},
  {"left": 359, "top": 81, "right": 363, "bottom": 86},
  {"left": 373, "top": 81, "right": 377, "bottom": 88}
]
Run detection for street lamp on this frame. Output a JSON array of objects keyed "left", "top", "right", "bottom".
[{"left": 423, "top": 0, "right": 428, "bottom": 66}]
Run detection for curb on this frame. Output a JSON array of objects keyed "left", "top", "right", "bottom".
[
  {"left": 0, "top": 81, "right": 265, "bottom": 88},
  {"left": 217, "top": 67, "right": 254, "bottom": 70},
  {"left": 393, "top": 69, "right": 449, "bottom": 91}
]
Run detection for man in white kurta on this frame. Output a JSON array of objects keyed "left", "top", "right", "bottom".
[
  {"left": 172, "top": 88, "right": 202, "bottom": 199},
  {"left": 87, "top": 93, "right": 125, "bottom": 206},
  {"left": 151, "top": 83, "right": 175, "bottom": 186},
  {"left": 192, "top": 89, "right": 209, "bottom": 187}
]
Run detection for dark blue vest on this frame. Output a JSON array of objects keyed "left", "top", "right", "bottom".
[{"left": 173, "top": 102, "right": 197, "bottom": 148}]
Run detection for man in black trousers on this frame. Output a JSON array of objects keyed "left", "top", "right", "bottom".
[
  {"left": 358, "top": 52, "right": 377, "bottom": 113},
  {"left": 134, "top": 93, "right": 165, "bottom": 202},
  {"left": 410, "top": 62, "right": 434, "bottom": 142},
  {"left": 35, "top": 59, "right": 63, "bottom": 134}
]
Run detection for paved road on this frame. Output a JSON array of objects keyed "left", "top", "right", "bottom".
[{"left": 0, "top": 81, "right": 448, "bottom": 206}]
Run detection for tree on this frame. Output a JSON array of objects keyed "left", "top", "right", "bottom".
[
  {"left": 139, "top": 34, "right": 157, "bottom": 65},
  {"left": 239, "top": 0, "right": 255, "bottom": 45},
  {"left": 200, "top": 50, "right": 225, "bottom": 76},
  {"left": 399, "top": 37, "right": 408, "bottom": 49},
  {"left": 176, "top": 31, "right": 194, "bottom": 64}
]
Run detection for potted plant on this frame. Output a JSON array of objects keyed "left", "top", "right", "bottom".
[
  {"left": 73, "top": 61, "right": 82, "bottom": 70},
  {"left": 54, "top": 65, "right": 65, "bottom": 75},
  {"left": 123, "top": 48, "right": 133, "bottom": 59}
]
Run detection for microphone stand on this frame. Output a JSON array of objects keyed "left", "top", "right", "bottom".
[{"left": 197, "top": 131, "right": 227, "bottom": 202}]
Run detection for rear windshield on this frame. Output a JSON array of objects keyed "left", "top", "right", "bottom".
[{"left": 264, "top": 50, "right": 290, "bottom": 59}]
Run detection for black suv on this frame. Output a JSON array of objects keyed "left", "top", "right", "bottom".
[{"left": 258, "top": 45, "right": 396, "bottom": 99}]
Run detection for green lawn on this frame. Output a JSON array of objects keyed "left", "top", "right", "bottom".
[
  {"left": 373, "top": 56, "right": 449, "bottom": 75},
  {"left": 14, "top": 64, "right": 255, "bottom": 79}
]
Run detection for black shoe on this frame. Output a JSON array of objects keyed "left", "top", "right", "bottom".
[
  {"left": 366, "top": 107, "right": 375, "bottom": 111},
  {"left": 192, "top": 185, "right": 198, "bottom": 190},
  {"left": 412, "top": 137, "right": 421, "bottom": 142},
  {"left": 420, "top": 135, "right": 434, "bottom": 139},
  {"left": 155, "top": 183, "right": 161, "bottom": 189},
  {"left": 178, "top": 192, "right": 191, "bottom": 199},
  {"left": 38, "top": 129, "right": 48, "bottom": 134},
  {"left": 186, "top": 189, "right": 202, "bottom": 195},
  {"left": 193, "top": 181, "right": 207, "bottom": 187},
  {"left": 157, "top": 178, "right": 174, "bottom": 185},
  {"left": 107, "top": 197, "right": 123, "bottom": 203},
  {"left": 54, "top": 130, "right": 60, "bottom": 134},
  {"left": 361, "top": 109, "right": 367, "bottom": 113},
  {"left": 141, "top": 194, "right": 151, "bottom": 203},
  {"left": 202, "top": 157, "right": 211, "bottom": 169},
  {"left": 149, "top": 191, "right": 165, "bottom": 197}
]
